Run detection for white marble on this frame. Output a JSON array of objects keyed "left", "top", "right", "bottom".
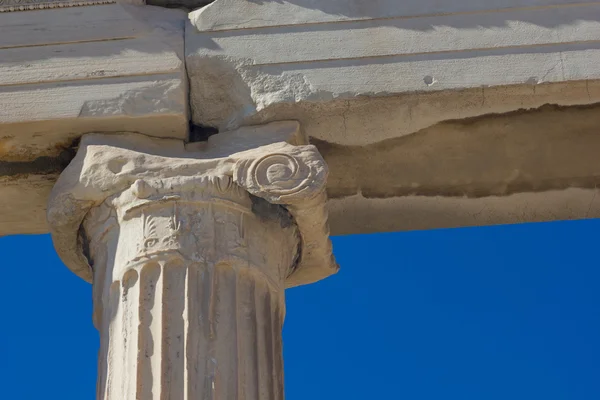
[
  {"left": 4, "top": 0, "right": 600, "bottom": 242},
  {"left": 0, "top": 4, "right": 188, "bottom": 144},
  {"left": 46, "top": 121, "right": 337, "bottom": 399},
  {"left": 187, "top": 0, "right": 600, "bottom": 135}
]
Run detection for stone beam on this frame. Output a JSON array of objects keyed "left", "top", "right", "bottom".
[
  {"left": 187, "top": 0, "right": 600, "bottom": 138},
  {"left": 0, "top": 3, "right": 188, "bottom": 164},
  {"left": 46, "top": 121, "right": 337, "bottom": 399},
  {"left": 6, "top": 104, "right": 600, "bottom": 236},
  {"left": 182, "top": 0, "right": 600, "bottom": 233},
  {"left": 4, "top": 1, "right": 600, "bottom": 238}
]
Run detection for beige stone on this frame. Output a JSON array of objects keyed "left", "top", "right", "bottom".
[
  {"left": 46, "top": 121, "right": 337, "bottom": 399},
  {"left": 6, "top": 103, "right": 600, "bottom": 237},
  {"left": 4, "top": 0, "right": 600, "bottom": 239},
  {"left": 2, "top": 1, "right": 600, "bottom": 397},
  {"left": 0, "top": 3, "right": 188, "bottom": 163},
  {"left": 187, "top": 0, "right": 600, "bottom": 137}
]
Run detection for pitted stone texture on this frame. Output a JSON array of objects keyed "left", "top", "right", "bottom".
[
  {"left": 47, "top": 121, "right": 337, "bottom": 287},
  {"left": 187, "top": 0, "right": 600, "bottom": 141}
]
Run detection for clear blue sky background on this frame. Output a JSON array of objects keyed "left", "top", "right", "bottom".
[{"left": 1, "top": 220, "right": 599, "bottom": 399}]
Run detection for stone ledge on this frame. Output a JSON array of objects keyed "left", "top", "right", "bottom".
[
  {"left": 5, "top": 103, "right": 600, "bottom": 237},
  {"left": 187, "top": 0, "right": 600, "bottom": 146},
  {"left": 0, "top": 4, "right": 188, "bottom": 162}
]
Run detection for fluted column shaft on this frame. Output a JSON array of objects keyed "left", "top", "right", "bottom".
[{"left": 84, "top": 176, "right": 299, "bottom": 400}]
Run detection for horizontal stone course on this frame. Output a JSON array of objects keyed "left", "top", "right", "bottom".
[{"left": 3, "top": 0, "right": 600, "bottom": 238}]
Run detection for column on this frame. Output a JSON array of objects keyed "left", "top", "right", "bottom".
[{"left": 47, "top": 122, "right": 338, "bottom": 400}]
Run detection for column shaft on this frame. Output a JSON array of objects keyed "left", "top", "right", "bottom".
[
  {"left": 96, "top": 261, "right": 284, "bottom": 400},
  {"left": 84, "top": 180, "right": 297, "bottom": 400}
]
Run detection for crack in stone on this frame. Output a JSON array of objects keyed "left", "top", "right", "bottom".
[{"left": 189, "top": 123, "right": 219, "bottom": 142}]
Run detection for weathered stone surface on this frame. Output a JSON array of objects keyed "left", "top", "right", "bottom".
[
  {"left": 8, "top": 1, "right": 600, "bottom": 398},
  {"left": 47, "top": 121, "right": 336, "bottom": 286},
  {"left": 4, "top": 0, "right": 600, "bottom": 239},
  {"left": 0, "top": 4, "right": 188, "bottom": 162},
  {"left": 0, "top": 175, "right": 56, "bottom": 235},
  {"left": 6, "top": 103, "right": 600, "bottom": 237},
  {"left": 187, "top": 0, "right": 600, "bottom": 143},
  {"left": 191, "top": 0, "right": 598, "bottom": 30},
  {"left": 323, "top": 102, "right": 600, "bottom": 233},
  {"left": 329, "top": 189, "right": 600, "bottom": 235},
  {"left": 47, "top": 121, "right": 336, "bottom": 399}
]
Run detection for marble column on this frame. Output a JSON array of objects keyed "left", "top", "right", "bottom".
[{"left": 47, "top": 122, "right": 338, "bottom": 400}]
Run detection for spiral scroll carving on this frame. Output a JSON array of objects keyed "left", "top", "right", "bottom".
[
  {"left": 234, "top": 146, "right": 327, "bottom": 204},
  {"left": 254, "top": 154, "right": 309, "bottom": 194}
]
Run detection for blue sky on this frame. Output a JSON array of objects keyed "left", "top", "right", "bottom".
[{"left": 1, "top": 220, "right": 599, "bottom": 399}]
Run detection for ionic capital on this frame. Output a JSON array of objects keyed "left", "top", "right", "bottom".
[{"left": 47, "top": 121, "right": 337, "bottom": 288}]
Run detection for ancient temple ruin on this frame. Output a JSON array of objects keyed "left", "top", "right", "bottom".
[{"left": 2, "top": 0, "right": 600, "bottom": 398}]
